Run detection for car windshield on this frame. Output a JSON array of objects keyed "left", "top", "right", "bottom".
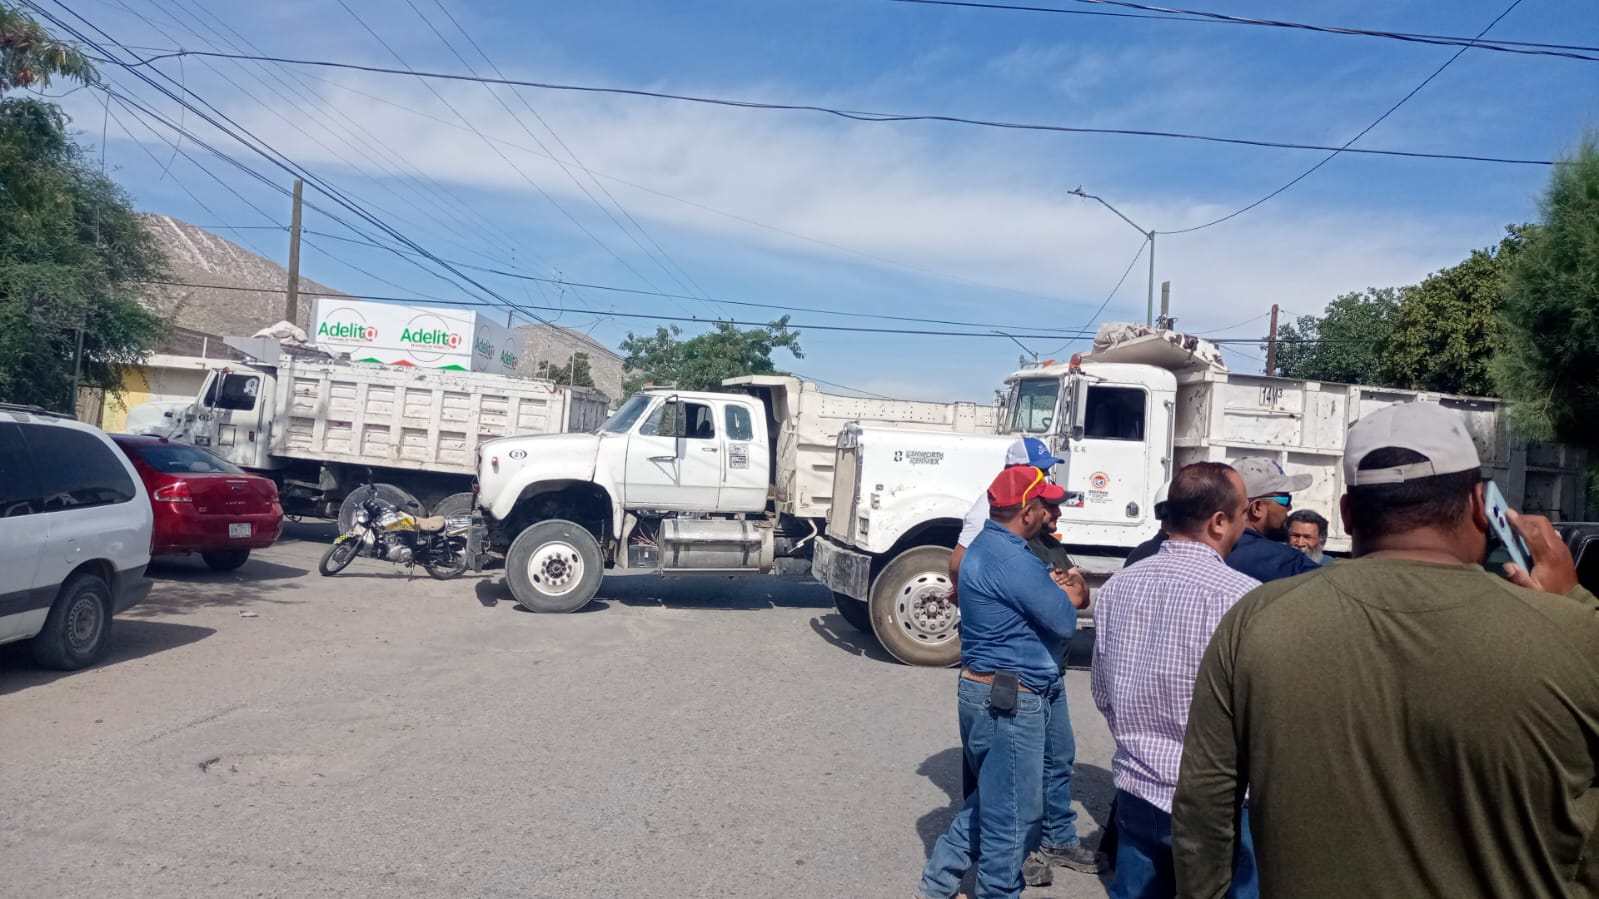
[
  {"left": 1007, "top": 378, "right": 1060, "bottom": 434},
  {"left": 600, "top": 394, "right": 653, "bottom": 434},
  {"left": 129, "top": 441, "right": 244, "bottom": 475}
]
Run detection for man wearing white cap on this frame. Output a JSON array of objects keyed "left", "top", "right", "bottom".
[
  {"left": 1224, "top": 457, "right": 1321, "bottom": 583},
  {"left": 1173, "top": 402, "right": 1599, "bottom": 899}
]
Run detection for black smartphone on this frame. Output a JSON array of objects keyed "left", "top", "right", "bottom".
[{"left": 989, "top": 671, "right": 1019, "bottom": 714}]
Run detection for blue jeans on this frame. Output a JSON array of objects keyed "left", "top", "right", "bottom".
[
  {"left": 1040, "top": 680, "right": 1080, "bottom": 850},
  {"left": 919, "top": 677, "right": 1049, "bottom": 899},
  {"left": 1109, "top": 789, "right": 1257, "bottom": 899}
]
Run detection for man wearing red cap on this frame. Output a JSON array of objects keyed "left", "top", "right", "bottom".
[{"left": 916, "top": 465, "right": 1086, "bottom": 899}]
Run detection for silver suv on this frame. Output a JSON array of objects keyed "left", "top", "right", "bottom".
[{"left": 0, "top": 405, "right": 154, "bottom": 669}]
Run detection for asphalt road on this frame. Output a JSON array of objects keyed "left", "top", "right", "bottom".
[{"left": 0, "top": 522, "right": 1116, "bottom": 898}]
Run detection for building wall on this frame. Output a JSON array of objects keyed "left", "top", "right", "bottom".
[{"left": 515, "top": 323, "right": 625, "bottom": 404}]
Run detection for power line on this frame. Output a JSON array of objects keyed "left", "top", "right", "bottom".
[
  {"left": 417, "top": 0, "right": 717, "bottom": 312},
  {"left": 301, "top": 229, "right": 1108, "bottom": 334},
  {"left": 133, "top": 279, "right": 1108, "bottom": 339},
  {"left": 128, "top": 49, "right": 1559, "bottom": 167},
  {"left": 1159, "top": 0, "right": 1527, "bottom": 236},
  {"left": 1038, "top": 238, "right": 1148, "bottom": 356},
  {"left": 269, "top": 65, "right": 1081, "bottom": 306},
  {"left": 887, "top": 0, "right": 1599, "bottom": 62}
]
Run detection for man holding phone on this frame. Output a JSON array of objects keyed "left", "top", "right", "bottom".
[
  {"left": 1174, "top": 403, "right": 1599, "bottom": 899},
  {"left": 916, "top": 465, "right": 1083, "bottom": 899}
]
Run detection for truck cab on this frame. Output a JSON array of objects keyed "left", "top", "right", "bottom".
[
  {"left": 479, "top": 388, "right": 780, "bottom": 613},
  {"left": 814, "top": 355, "right": 1176, "bottom": 667}
]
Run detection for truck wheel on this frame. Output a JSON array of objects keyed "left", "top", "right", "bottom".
[
  {"left": 832, "top": 592, "right": 872, "bottom": 633},
  {"left": 869, "top": 545, "right": 960, "bottom": 667},
  {"left": 505, "top": 520, "right": 602, "bottom": 613},
  {"left": 31, "top": 572, "right": 113, "bottom": 670},
  {"left": 431, "top": 492, "right": 476, "bottom": 520}
]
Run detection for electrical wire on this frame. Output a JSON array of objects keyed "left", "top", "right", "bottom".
[
  {"left": 132, "top": 279, "right": 1107, "bottom": 339},
  {"left": 887, "top": 0, "right": 1599, "bottom": 62},
  {"left": 1158, "top": 0, "right": 1527, "bottom": 235},
  {"left": 125, "top": 49, "right": 1558, "bottom": 167},
  {"left": 1037, "top": 238, "right": 1148, "bottom": 357},
  {"left": 301, "top": 229, "right": 1109, "bottom": 334}
]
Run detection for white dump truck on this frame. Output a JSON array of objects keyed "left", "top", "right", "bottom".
[
  {"left": 126, "top": 336, "right": 609, "bottom": 519},
  {"left": 473, "top": 375, "right": 998, "bottom": 612},
  {"left": 813, "top": 326, "right": 1590, "bottom": 666}
]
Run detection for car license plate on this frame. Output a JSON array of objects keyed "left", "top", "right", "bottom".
[{"left": 229, "top": 523, "right": 251, "bottom": 539}]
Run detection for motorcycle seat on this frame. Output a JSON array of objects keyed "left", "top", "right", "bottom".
[{"left": 416, "top": 515, "right": 448, "bottom": 532}]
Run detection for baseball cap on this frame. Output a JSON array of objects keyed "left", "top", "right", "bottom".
[
  {"left": 988, "top": 464, "right": 1068, "bottom": 506},
  {"left": 1344, "top": 402, "right": 1482, "bottom": 485},
  {"left": 1235, "top": 457, "right": 1313, "bottom": 498},
  {"left": 1003, "top": 436, "right": 1064, "bottom": 471}
]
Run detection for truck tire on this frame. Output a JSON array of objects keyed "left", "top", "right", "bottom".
[
  {"left": 869, "top": 545, "right": 960, "bottom": 667},
  {"left": 505, "top": 520, "right": 602, "bottom": 613},
  {"left": 431, "top": 492, "right": 476, "bottom": 520},
  {"left": 832, "top": 592, "right": 872, "bottom": 633},
  {"left": 31, "top": 572, "right": 113, "bottom": 670}
]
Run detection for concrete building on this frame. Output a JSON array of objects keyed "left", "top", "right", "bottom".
[{"left": 515, "top": 322, "right": 626, "bottom": 404}]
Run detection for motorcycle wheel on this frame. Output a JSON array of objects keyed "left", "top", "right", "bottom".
[
  {"left": 423, "top": 539, "right": 470, "bottom": 580},
  {"left": 319, "top": 539, "right": 360, "bottom": 576}
]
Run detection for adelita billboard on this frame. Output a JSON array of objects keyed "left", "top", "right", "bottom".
[{"left": 310, "top": 299, "right": 523, "bottom": 375}]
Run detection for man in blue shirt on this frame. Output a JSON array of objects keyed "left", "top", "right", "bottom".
[
  {"left": 1226, "top": 457, "right": 1320, "bottom": 583},
  {"left": 917, "top": 466, "right": 1084, "bottom": 899}
]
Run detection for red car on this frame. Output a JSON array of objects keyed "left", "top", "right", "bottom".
[{"left": 112, "top": 436, "right": 284, "bottom": 571}]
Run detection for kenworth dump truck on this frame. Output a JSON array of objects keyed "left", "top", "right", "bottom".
[
  {"left": 473, "top": 376, "right": 998, "bottom": 613},
  {"left": 125, "top": 336, "right": 608, "bottom": 520},
  {"left": 813, "top": 326, "right": 1589, "bottom": 666}
]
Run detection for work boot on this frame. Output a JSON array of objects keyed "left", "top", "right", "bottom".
[
  {"left": 1028, "top": 842, "right": 1106, "bottom": 876},
  {"left": 1022, "top": 851, "right": 1055, "bottom": 886}
]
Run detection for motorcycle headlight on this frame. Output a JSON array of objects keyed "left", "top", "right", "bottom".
[{"left": 354, "top": 509, "right": 370, "bottom": 525}]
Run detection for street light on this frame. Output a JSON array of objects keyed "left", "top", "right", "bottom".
[{"left": 1068, "top": 187, "right": 1156, "bottom": 327}]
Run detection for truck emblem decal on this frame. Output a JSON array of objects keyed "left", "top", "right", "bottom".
[
  {"left": 729, "top": 445, "right": 749, "bottom": 469},
  {"left": 508, "top": 449, "right": 527, "bottom": 459},
  {"left": 1089, "top": 471, "right": 1109, "bottom": 490},
  {"left": 896, "top": 450, "right": 944, "bottom": 466}
]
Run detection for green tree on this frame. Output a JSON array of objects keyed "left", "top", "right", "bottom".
[
  {"left": 1493, "top": 138, "right": 1599, "bottom": 449},
  {"left": 1270, "top": 288, "right": 1401, "bottom": 383},
  {"left": 0, "top": 5, "right": 164, "bottom": 412},
  {"left": 536, "top": 352, "right": 596, "bottom": 391},
  {"left": 1381, "top": 227, "right": 1531, "bottom": 397},
  {"left": 620, "top": 317, "right": 802, "bottom": 394}
]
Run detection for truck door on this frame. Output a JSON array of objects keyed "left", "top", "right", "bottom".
[
  {"left": 718, "top": 400, "right": 769, "bottom": 512},
  {"left": 624, "top": 398, "right": 724, "bottom": 510},
  {"left": 192, "top": 370, "right": 269, "bottom": 469},
  {"left": 1060, "top": 384, "right": 1153, "bottom": 528}
]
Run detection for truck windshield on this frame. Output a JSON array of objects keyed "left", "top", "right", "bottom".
[
  {"left": 600, "top": 395, "right": 652, "bottom": 434},
  {"left": 1008, "top": 378, "right": 1060, "bottom": 434}
]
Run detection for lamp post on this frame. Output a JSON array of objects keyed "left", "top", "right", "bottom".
[{"left": 1069, "top": 188, "right": 1156, "bottom": 327}]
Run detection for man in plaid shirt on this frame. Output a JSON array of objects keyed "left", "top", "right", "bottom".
[{"left": 1091, "top": 462, "right": 1260, "bottom": 899}]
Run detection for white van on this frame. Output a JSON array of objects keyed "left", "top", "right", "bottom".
[{"left": 0, "top": 405, "right": 153, "bottom": 669}]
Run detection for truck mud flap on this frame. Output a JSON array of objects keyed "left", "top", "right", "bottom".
[{"left": 812, "top": 538, "right": 871, "bottom": 602}]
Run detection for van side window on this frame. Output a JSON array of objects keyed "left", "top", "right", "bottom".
[
  {"left": 1083, "top": 386, "right": 1147, "bottom": 441},
  {"left": 725, "top": 405, "right": 754, "bottom": 441},
  {"left": 24, "top": 425, "right": 137, "bottom": 510},
  {"left": 0, "top": 423, "right": 40, "bottom": 517}
]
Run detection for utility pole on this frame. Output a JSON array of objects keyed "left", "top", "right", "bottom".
[
  {"left": 1265, "top": 303, "right": 1280, "bottom": 376},
  {"left": 284, "top": 178, "right": 303, "bottom": 325},
  {"left": 1068, "top": 188, "right": 1156, "bottom": 326},
  {"left": 1158, "top": 281, "right": 1172, "bottom": 329}
]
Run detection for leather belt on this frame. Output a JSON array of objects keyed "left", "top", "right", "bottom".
[{"left": 961, "top": 668, "right": 1034, "bottom": 693}]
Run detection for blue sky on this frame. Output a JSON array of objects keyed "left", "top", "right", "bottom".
[{"left": 48, "top": 0, "right": 1599, "bottom": 399}]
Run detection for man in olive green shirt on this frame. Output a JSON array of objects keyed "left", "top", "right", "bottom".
[{"left": 1173, "top": 402, "right": 1599, "bottom": 899}]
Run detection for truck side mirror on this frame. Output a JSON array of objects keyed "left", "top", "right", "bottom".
[{"left": 1067, "top": 378, "right": 1090, "bottom": 439}]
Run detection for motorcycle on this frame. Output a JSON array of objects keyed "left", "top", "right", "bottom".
[{"left": 318, "top": 472, "right": 478, "bottom": 579}]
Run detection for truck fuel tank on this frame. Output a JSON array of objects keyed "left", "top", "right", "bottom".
[{"left": 658, "top": 518, "right": 775, "bottom": 573}]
